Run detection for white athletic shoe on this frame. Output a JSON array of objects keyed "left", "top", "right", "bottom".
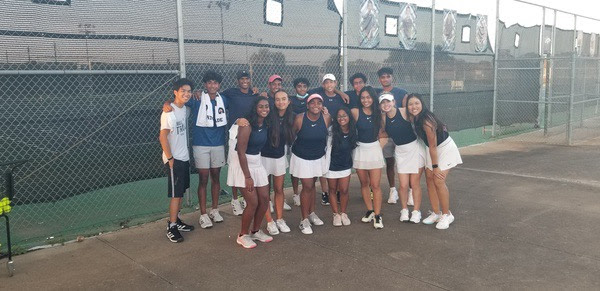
[
  {"left": 251, "top": 229, "right": 273, "bottom": 242},
  {"left": 407, "top": 189, "right": 414, "bottom": 206},
  {"left": 276, "top": 219, "right": 291, "bottom": 233},
  {"left": 283, "top": 201, "right": 292, "bottom": 211},
  {"left": 209, "top": 209, "right": 223, "bottom": 223},
  {"left": 387, "top": 187, "right": 398, "bottom": 204},
  {"left": 299, "top": 219, "right": 313, "bottom": 234},
  {"left": 269, "top": 201, "right": 274, "bottom": 213},
  {"left": 240, "top": 198, "right": 247, "bottom": 209},
  {"left": 199, "top": 214, "right": 213, "bottom": 229},
  {"left": 236, "top": 234, "right": 256, "bottom": 249},
  {"left": 373, "top": 215, "right": 384, "bottom": 229},
  {"left": 332, "top": 213, "right": 342, "bottom": 227},
  {"left": 341, "top": 213, "right": 351, "bottom": 226},
  {"left": 436, "top": 212, "right": 455, "bottom": 230},
  {"left": 231, "top": 199, "right": 243, "bottom": 216},
  {"left": 409, "top": 210, "right": 421, "bottom": 224},
  {"left": 266, "top": 221, "right": 280, "bottom": 235},
  {"left": 422, "top": 211, "right": 441, "bottom": 225},
  {"left": 361, "top": 211, "right": 375, "bottom": 223},
  {"left": 399, "top": 208, "right": 410, "bottom": 222},
  {"left": 292, "top": 194, "right": 301, "bottom": 206},
  {"left": 308, "top": 212, "right": 324, "bottom": 226}
]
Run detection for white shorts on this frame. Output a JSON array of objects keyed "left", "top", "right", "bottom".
[
  {"left": 382, "top": 138, "right": 395, "bottom": 158},
  {"left": 394, "top": 140, "right": 426, "bottom": 174},
  {"left": 352, "top": 141, "right": 385, "bottom": 170},
  {"left": 261, "top": 155, "right": 288, "bottom": 176},
  {"left": 425, "top": 137, "right": 463, "bottom": 171},
  {"left": 193, "top": 145, "right": 225, "bottom": 169},
  {"left": 323, "top": 168, "right": 351, "bottom": 179},
  {"left": 227, "top": 153, "right": 269, "bottom": 188},
  {"left": 289, "top": 153, "right": 328, "bottom": 179}
]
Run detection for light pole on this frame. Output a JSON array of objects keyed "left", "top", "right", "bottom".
[{"left": 78, "top": 23, "right": 95, "bottom": 70}]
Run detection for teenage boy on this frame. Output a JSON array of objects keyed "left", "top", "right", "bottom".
[
  {"left": 260, "top": 74, "right": 283, "bottom": 107},
  {"left": 345, "top": 73, "right": 367, "bottom": 109},
  {"left": 375, "top": 67, "right": 409, "bottom": 205},
  {"left": 222, "top": 70, "right": 259, "bottom": 216},
  {"left": 308, "top": 73, "right": 349, "bottom": 206},
  {"left": 160, "top": 78, "right": 195, "bottom": 243}
]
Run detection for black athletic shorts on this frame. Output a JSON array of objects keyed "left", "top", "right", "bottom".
[{"left": 165, "top": 159, "right": 190, "bottom": 198}]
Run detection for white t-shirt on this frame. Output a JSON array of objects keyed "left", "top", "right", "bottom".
[{"left": 161, "top": 103, "right": 189, "bottom": 163}]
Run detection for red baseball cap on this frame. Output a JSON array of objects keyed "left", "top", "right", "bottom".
[{"left": 268, "top": 74, "right": 282, "bottom": 83}]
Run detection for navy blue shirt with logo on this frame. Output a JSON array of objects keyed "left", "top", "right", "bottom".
[
  {"left": 344, "top": 89, "right": 361, "bottom": 109},
  {"left": 291, "top": 95, "right": 308, "bottom": 114}
]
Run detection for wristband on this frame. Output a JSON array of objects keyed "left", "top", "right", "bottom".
[
  {"left": 168, "top": 156, "right": 174, "bottom": 161},
  {"left": 432, "top": 164, "right": 438, "bottom": 169},
  {"left": 245, "top": 176, "right": 252, "bottom": 179}
]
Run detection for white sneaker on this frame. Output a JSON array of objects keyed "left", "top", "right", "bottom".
[
  {"left": 399, "top": 208, "right": 410, "bottom": 222},
  {"left": 236, "top": 234, "right": 256, "bottom": 249},
  {"left": 299, "top": 219, "right": 313, "bottom": 234},
  {"left": 199, "top": 214, "right": 213, "bottom": 229},
  {"left": 332, "top": 213, "right": 342, "bottom": 227},
  {"left": 276, "top": 219, "right": 291, "bottom": 233},
  {"left": 373, "top": 215, "right": 384, "bottom": 229},
  {"left": 283, "top": 201, "right": 292, "bottom": 211},
  {"left": 231, "top": 199, "right": 243, "bottom": 216},
  {"left": 251, "top": 229, "right": 273, "bottom": 242},
  {"left": 266, "top": 221, "right": 280, "bottom": 235},
  {"left": 407, "top": 189, "right": 414, "bottom": 206},
  {"left": 422, "top": 211, "right": 441, "bottom": 225},
  {"left": 308, "top": 212, "right": 324, "bottom": 226},
  {"left": 292, "top": 194, "right": 301, "bottom": 206},
  {"left": 209, "top": 209, "right": 223, "bottom": 223},
  {"left": 341, "top": 213, "right": 351, "bottom": 226},
  {"left": 387, "top": 187, "right": 398, "bottom": 204},
  {"left": 409, "top": 210, "right": 421, "bottom": 224},
  {"left": 240, "top": 198, "right": 247, "bottom": 209},
  {"left": 269, "top": 201, "right": 274, "bottom": 213},
  {"left": 436, "top": 212, "right": 455, "bottom": 230},
  {"left": 361, "top": 211, "right": 374, "bottom": 223}
]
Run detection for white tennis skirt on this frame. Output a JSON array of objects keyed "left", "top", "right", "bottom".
[
  {"left": 261, "top": 155, "right": 288, "bottom": 176},
  {"left": 394, "top": 140, "right": 426, "bottom": 174},
  {"left": 353, "top": 141, "right": 385, "bottom": 170},
  {"left": 323, "top": 168, "right": 351, "bottom": 179},
  {"left": 425, "top": 137, "right": 463, "bottom": 171},
  {"left": 382, "top": 138, "right": 395, "bottom": 158},
  {"left": 227, "top": 153, "right": 269, "bottom": 188},
  {"left": 289, "top": 153, "right": 328, "bottom": 179}
]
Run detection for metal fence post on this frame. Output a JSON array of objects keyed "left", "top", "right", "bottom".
[
  {"left": 567, "top": 16, "right": 577, "bottom": 145},
  {"left": 547, "top": 10, "right": 557, "bottom": 127},
  {"left": 491, "top": 0, "right": 500, "bottom": 137},
  {"left": 342, "top": 0, "right": 348, "bottom": 92},
  {"left": 176, "top": 0, "right": 186, "bottom": 78},
  {"left": 539, "top": 8, "right": 546, "bottom": 134},
  {"left": 429, "top": 0, "right": 435, "bottom": 111}
]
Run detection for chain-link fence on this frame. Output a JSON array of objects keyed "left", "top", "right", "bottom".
[
  {"left": 494, "top": 0, "right": 600, "bottom": 144},
  {"left": 1, "top": 0, "right": 599, "bottom": 252}
]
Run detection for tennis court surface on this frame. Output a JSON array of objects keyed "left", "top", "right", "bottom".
[{"left": 2, "top": 137, "right": 599, "bottom": 289}]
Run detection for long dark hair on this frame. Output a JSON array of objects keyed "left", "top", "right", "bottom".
[
  {"left": 246, "top": 97, "right": 271, "bottom": 129},
  {"left": 269, "top": 90, "right": 295, "bottom": 148},
  {"left": 407, "top": 93, "right": 446, "bottom": 141},
  {"left": 358, "top": 86, "right": 381, "bottom": 138},
  {"left": 332, "top": 107, "right": 358, "bottom": 150}
]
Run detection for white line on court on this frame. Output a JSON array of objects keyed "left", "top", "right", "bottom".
[{"left": 456, "top": 167, "right": 600, "bottom": 188}]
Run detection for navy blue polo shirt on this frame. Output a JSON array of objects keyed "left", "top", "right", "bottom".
[{"left": 222, "top": 87, "right": 258, "bottom": 128}]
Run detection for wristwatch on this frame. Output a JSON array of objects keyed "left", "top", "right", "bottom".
[{"left": 432, "top": 164, "right": 438, "bottom": 169}]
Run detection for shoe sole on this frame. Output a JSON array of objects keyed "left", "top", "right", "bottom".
[
  {"left": 237, "top": 241, "right": 257, "bottom": 249},
  {"left": 167, "top": 234, "right": 184, "bottom": 243},
  {"left": 373, "top": 225, "right": 383, "bottom": 229},
  {"left": 178, "top": 228, "right": 194, "bottom": 232}
]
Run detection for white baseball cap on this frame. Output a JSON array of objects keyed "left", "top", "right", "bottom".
[
  {"left": 378, "top": 93, "right": 395, "bottom": 103},
  {"left": 322, "top": 73, "right": 336, "bottom": 82}
]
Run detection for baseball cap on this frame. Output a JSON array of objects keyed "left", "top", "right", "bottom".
[
  {"left": 378, "top": 93, "right": 394, "bottom": 103},
  {"left": 268, "top": 74, "right": 282, "bottom": 83},
  {"left": 307, "top": 93, "right": 324, "bottom": 104},
  {"left": 236, "top": 70, "right": 250, "bottom": 80},
  {"left": 322, "top": 73, "right": 336, "bottom": 82}
]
